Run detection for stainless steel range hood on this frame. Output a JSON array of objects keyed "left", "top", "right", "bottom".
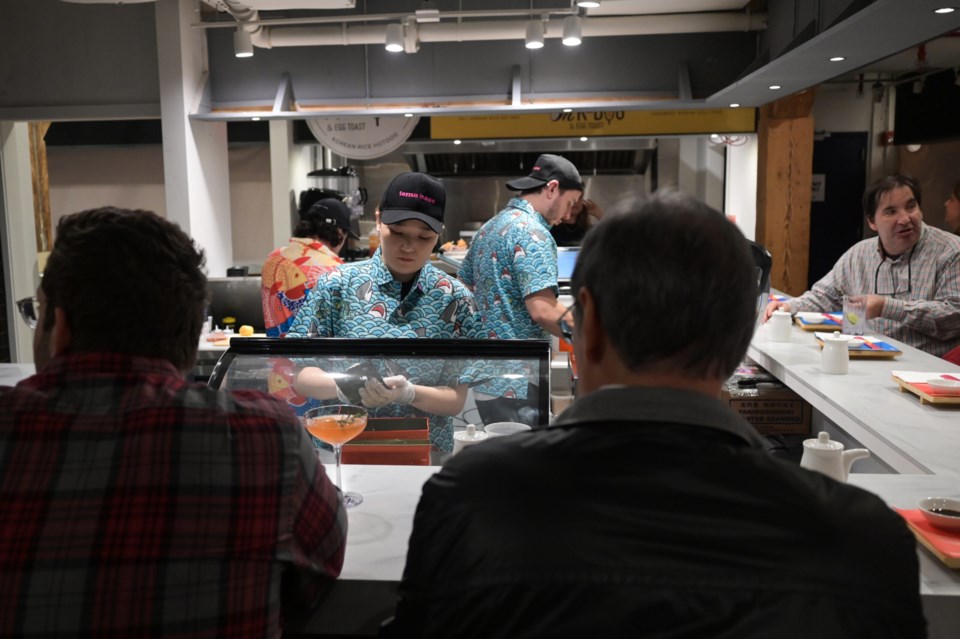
[{"left": 402, "top": 136, "right": 656, "bottom": 177}]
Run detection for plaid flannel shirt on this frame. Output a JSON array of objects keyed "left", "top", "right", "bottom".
[{"left": 0, "top": 353, "right": 347, "bottom": 638}]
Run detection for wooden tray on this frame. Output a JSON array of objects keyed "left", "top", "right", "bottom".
[
  {"left": 814, "top": 334, "right": 902, "bottom": 359},
  {"left": 894, "top": 508, "right": 960, "bottom": 569},
  {"left": 892, "top": 376, "right": 960, "bottom": 405},
  {"left": 795, "top": 313, "right": 842, "bottom": 332}
]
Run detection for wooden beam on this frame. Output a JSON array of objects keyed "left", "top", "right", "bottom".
[
  {"left": 756, "top": 89, "right": 816, "bottom": 296},
  {"left": 28, "top": 122, "right": 52, "bottom": 253}
]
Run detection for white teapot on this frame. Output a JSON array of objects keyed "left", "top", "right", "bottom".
[{"left": 800, "top": 431, "right": 870, "bottom": 482}]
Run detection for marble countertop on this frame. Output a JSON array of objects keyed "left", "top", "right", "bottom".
[{"left": 748, "top": 320, "right": 960, "bottom": 475}]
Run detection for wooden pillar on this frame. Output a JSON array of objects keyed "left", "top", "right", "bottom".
[
  {"left": 28, "top": 122, "right": 52, "bottom": 253},
  {"left": 756, "top": 88, "right": 816, "bottom": 296}
]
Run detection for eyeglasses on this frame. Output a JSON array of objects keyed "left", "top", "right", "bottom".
[
  {"left": 16, "top": 296, "right": 39, "bottom": 330},
  {"left": 557, "top": 303, "right": 576, "bottom": 342},
  {"left": 874, "top": 251, "right": 912, "bottom": 297}
]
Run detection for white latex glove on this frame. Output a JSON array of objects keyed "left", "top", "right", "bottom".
[{"left": 358, "top": 375, "right": 416, "bottom": 408}]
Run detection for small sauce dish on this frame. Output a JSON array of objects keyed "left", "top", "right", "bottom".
[
  {"left": 919, "top": 497, "right": 960, "bottom": 531},
  {"left": 927, "top": 378, "right": 960, "bottom": 394}
]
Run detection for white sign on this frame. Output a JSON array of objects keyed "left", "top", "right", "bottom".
[
  {"left": 305, "top": 116, "right": 420, "bottom": 160},
  {"left": 811, "top": 174, "right": 826, "bottom": 202}
]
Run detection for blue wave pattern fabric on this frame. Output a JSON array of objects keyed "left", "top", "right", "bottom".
[
  {"left": 287, "top": 248, "right": 483, "bottom": 340},
  {"left": 287, "top": 249, "right": 485, "bottom": 450},
  {"left": 459, "top": 198, "right": 559, "bottom": 340}
]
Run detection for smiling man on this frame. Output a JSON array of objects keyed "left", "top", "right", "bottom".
[{"left": 765, "top": 174, "right": 960, "bottom": 357}]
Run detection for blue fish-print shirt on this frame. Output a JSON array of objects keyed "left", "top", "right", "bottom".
[
  {"left": 286, "top": 249, "right": 485, "bottom": 451},
  {"left": 458, "top": 198, "right": 559, "bottom": 340}
]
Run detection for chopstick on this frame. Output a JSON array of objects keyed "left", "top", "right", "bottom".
[
  {"left": 821, "top": 313, "right": 841, "bottom": 325},
  {"left": 854, "top": 337, "right": 881, "bottom": 350},
  {"left": 942, "top": 374, "right": 960, "bottom": 382}
]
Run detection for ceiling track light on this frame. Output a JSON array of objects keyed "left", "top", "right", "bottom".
[
  {"left": 562, "top": 15, "right": 582, "bottom": 46},
  {"left": 385, "top": 23, "right": 404, "bottom": 53},
  {"left": 233, "top": 27, "right": 253, "bottom": 58},
  {"left": 525, "top": 19, "right": 545, "bottom": 49}
]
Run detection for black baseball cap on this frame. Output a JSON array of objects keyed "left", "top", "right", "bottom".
[
  {"left": 379, "top": 172, "right": 446, "bottom": 233},
  {"left": 304, "top": 198, "right": 359, "bottom": 239},
  {"left": 506, "top": 154, "right": 584, "bottom": 192}
]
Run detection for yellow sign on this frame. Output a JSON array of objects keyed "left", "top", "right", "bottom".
[{"left": 431, "top": 109, "right": 756, "bottom": 139}]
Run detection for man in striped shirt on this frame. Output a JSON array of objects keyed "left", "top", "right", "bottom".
[{"left": 765, "top": 174, "right": 960, "bottom": 357}]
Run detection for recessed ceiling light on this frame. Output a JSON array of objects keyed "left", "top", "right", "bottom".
[
  {"left": 933, "top": 7, "right": 956, "bottom": 14},
  {"left": 769, "top": 84, "right": 782, "bottom": 90},
  {"left": 580, "top": 136, "right": 588, "bottom": 142},
  {"left": 562, "top": 108, "right": 572, "bottom": 113},
  {"left": 730, "top": 103, "right": 740, "bottom": 108},
  {"left": 453, "top": 139, "right": 462, "bottom": 145},
  {"left": 829, "top": 56, "right": 845, "bottom": 62}
]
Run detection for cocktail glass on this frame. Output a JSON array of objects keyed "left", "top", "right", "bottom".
[{"left": 304, "top": 404, "right": 368, "bottom": 508}]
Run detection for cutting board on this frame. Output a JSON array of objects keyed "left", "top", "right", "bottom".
[{"left": 894, "top": 508, "right": 960, "bottom": 569}]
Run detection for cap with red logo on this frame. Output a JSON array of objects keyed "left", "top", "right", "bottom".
[{"left": 379, "top": 172, "right": 446, "bottom": 233}]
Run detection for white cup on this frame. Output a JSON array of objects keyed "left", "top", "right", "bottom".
[
  {"left": 484, "top": 422, "right": 532, "bottom": 438},
  {"left": 769, "top": 310, "right": 793, "bottom": 342}
]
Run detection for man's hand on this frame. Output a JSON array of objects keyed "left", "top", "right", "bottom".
[
  {"left": 853, "top": 294, "right": 886, "bottom": 320},
  {"left": 763, "top": 300, "right": 792, "bottom": 322},
  {"left": 358, "top": 375, "right": 416, "bottom": 408}
]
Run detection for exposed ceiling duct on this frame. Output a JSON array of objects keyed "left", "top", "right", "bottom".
[{"left": 199, "top": 1, "right": 765, "bottom": 53}]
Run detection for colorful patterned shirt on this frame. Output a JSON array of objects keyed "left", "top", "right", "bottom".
[
  {"left": 458, "top": 198, "right": 559, "bottom": 340},
  {"left": 0, "top": 353, "right": 347, "bottom": 638},
  {"left": 789, "top": 224, "right": 960, "bottom": 357},
  {"left": 262, "top": 237, "right": 344, "bottom": 337},
  {"left": 286, "top": 250, "right": 485, "bottom": 450}
]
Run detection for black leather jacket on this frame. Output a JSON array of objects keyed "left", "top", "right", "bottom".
[{"left": 382, "top": 386, "right": 925, "bottom": 639}]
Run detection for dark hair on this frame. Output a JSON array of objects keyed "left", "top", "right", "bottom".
[
  {"left": 571, "top": 191, "right": 756, "bottom": 381},
  {"left": 41, "top": 207, "right": 207, "bottom": 371},
  {"left": 293, "top": 217, "right": 345, "bottom": 247},
  {"left": 862, "top": 174, "right": 922, "bottom": 222}
]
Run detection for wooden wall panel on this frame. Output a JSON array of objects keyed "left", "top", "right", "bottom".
[{"left": 757, "top": 89, "right": 816, "bottom": 296}]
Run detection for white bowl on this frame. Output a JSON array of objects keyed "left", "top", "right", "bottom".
[
  {"left": 927, "top": 378, "right": 960, "bottom": 393},
  {"left": 484, "top": 422, "right": 532, "bottom": 437},
  {"left": 919, "top": 496, "right": 960, "bottom": 531},
  {"left": 797, "top": 312, "right": 834, "bottom": 324}
]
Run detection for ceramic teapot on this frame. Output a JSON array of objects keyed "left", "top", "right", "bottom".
[{"left": 800, "top": 431, "right": 870, "bottom": 482}]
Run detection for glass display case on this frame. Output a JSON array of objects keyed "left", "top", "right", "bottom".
[{"left": 208, "top": 338, "right": 551, "bottom": 458}]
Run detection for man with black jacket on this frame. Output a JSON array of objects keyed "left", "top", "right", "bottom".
[{"left": 382, "top": 192, "right": 925, "bottom": 639}]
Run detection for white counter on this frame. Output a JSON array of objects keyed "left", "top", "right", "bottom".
[{"left": 748, "top": 321, "right": 960, "bottom": 475}]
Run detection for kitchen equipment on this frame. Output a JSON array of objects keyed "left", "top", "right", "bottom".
[{"left": 800, "top": 431, "right": 870, "bottom": 482}]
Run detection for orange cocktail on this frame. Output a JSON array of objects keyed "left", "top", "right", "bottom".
[
  {"left": 306, "top": 413, "right": 366, "bottom": 446},
  {"left": 303, "top": 404, "right": 368, "bottom": 508}
]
